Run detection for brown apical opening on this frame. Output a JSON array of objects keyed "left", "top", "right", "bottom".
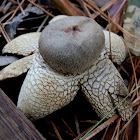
[
  {"left": 72, "top": 25, "right": 80, "bottom": 31},
  {"left": 64, "top": 25, "right": 81, "bottom": 33}
]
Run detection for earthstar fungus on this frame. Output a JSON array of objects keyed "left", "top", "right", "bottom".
[{"left": 0, "top": 16, "right": 132, "bottom": 121}]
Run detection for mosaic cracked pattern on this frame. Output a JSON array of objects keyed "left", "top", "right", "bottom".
[
  {"left": 17, "top": 51, "right": 132, "bottom": 121},
  {"left": 0, "top": 17, "right": 132, "bottom": 121}
]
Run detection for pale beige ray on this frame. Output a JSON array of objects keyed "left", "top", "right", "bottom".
[
  {"left": 80, "top": 55, "right": 132, "bottom": 121},
  {"left": 3, "top": 33, "right": 41, "bottom": 56},
  {"left": 0, "top": 54, "right": 35, "bottom": 80}
]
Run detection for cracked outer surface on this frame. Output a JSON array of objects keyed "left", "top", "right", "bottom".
[
  {"left": 80, "top": 53, "right": 132, "bottom": 120},
  {"left": 17, "top": 51, "right": 132, "bottom": 121},
  {"left": 1, "top": 21, "right": 132, "bottom": 121},
  {"left": 17, "top": 53, "right": 80, "bottom": 120}
]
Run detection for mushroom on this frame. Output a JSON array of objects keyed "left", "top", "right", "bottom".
[{"left": 0, "top": 16, "right": 132, "bottom": 121}]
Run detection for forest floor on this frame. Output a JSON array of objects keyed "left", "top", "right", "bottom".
[{"left": 0, "top": 0, "right": 140, "bottom": 140}]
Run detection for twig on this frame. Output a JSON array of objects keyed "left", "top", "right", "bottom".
[
  {"left": 37, "top": 15, "right": 49, "bottom": 32},
  {"left": 117, "top": 107, "right": 140, "bottom": 138},
  {"left": 82, "top": 115, "right": 118, "bottom": 140},
  {"left": 108, "top": 12, "right": 113, "bottom": 62},
  {"left": 131, "top": 78, "right": 140, "bottom": 101},
  {"left": 84, "top": 0, "right": 134, "bottom": 43},
  {"left": 137, "top": 106, "right": 140, "bottom": 140},
  {"left": 121, "top": 37, "right": 140, "bottom": 140},
  {"left": 86, "top": 4, "right": 108, "bottom": 21},
  {"left": 61, "top": 118, "right": 76, "bottom": 137},
  {"left": 111, "top": 118, "right": 121, "bottom": 140},
  {"left": 51, "top": 120, "right": 63, "bottom": 140},
  {"left": 27, "top": 0, "right": 54, "bottom": 17},
  {"left": 50, "top": 0, "right": 85, "bottom": 16},
  {"left": 135, "top": 58, "right": 140, "bottom": 71},
  {"left": 74, "top": 124, "right": 95, "bottom": 140},
  {"left": 79, "top": 0, "right": 92, "bottom": 18},
  {"left": 106, "top": 0, "right": 127, "bottom": 31},
  {"left": 92, "top": 0, "right": 117, "bottom": 19},
  {"left": 26, "top": 0, "right": 36, "bottom": 8},
  {"left": 0, "top": 10, "right": 14, "bottom": 22},
  {"left": 74, "top": 114, "right": 80, "bottom": 135},
  {"left": 3, "top": 2, "right": 12, "bottom": 14},
  {"left": 121, "top": 66, "right": 130, "bottom": 78},
  {"left": 101, "top": 125, "right": 110, "bottom": 140},
  {"left": 129, "top": 56, "right": 137, "bottom": 93},
  {"left": 0, "top": 0, "right": 7, "bottom": 12},
  {"left": 6, "top": 0, "right": 25, "bottom": 23},
  {"left": 132, "top": 96, "right": 140, "bottom": 107},
  {"left": 121, "top": 37, "right": 138, "bottom": 96},
  {"left": 0, "top": 22, "right": 11, "bottom": 42},
  {"left": 46, "top": 119, "right": 74, "bottom": 136},
  {"left": 17, "top": 0, "right": 25, "bottom": 15},
  {"left": 7, "top": 0, "right": 17, "bottom": 4},
  {"left": 48, "top": 131, "right": 58, "bottom": 138}
]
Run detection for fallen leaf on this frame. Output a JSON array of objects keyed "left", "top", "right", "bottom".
[
  {"left": 0, "top": 56, "right": 18, "bottom": 67},
  {"left": 92, "top": 0, "right": 111, "bottom": 7},
  {"left": 123, "top": 4, "right": 140, "bottom": 56},
  {"left": 6, "top": 6, "right": 44, "bottom": 39}
]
